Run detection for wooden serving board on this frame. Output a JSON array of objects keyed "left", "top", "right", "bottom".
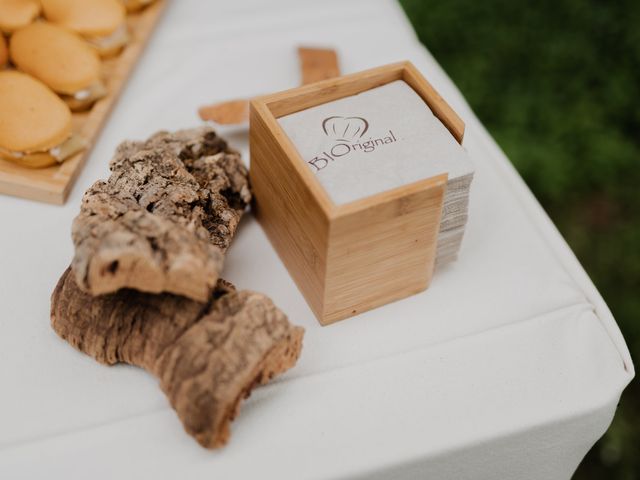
[{"left": 0, "top": 0, "right": 167, "bottom": 205}]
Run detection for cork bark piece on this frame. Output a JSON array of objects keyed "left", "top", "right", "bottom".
[
  {"left": 71, "top": 127, "right": 251, "bottom": 301},
  {"left": 51, "top": 267, "right": 304, "bottom": 448}
]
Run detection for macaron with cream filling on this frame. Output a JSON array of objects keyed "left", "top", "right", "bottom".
[
  {"left": 41, "top": 0, "right": 129, "bottom": 57},
  {"left": 10, "top": 22, "right": 107, "bottom": 110},
  {"left": 0, "top": 71, "right": 87, "bottom": 168}
]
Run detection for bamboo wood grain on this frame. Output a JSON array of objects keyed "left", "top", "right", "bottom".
[
  {"left": 261, "top": 62, "right": 405, "bottom": 119},
  {"left": 250, "top": 103, "right": 331, "bottom": 318},
  {"left": 251, "top": 62, "right": 461, "bottom": 324},
  {"left": 325, "top": 176, "right": 446, "bottom": 323},
  {"left": 0, "top": 1, "right": 167, "bottom": 204},
  {"left": 402, "top": 62, "right": 465, "bottom": 143}
]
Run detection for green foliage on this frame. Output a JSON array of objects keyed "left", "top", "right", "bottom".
[{"left": 400, "top": 0, "right": 640, "bottom": 478}]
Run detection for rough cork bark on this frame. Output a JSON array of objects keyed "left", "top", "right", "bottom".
[
  {"left": 51, "top": 267, "right": 304, "bottom": 449},
  {"left": 71, "top": 127, "right": 251, "bottom": 302}
]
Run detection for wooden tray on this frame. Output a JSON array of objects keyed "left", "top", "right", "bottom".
[{"left": 0, "top": 0, "right": 167, "bottom": 205}]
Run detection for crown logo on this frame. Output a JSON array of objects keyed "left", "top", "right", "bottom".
[{"left": 322, "top": 116, "right": 369, "bottom": 142}]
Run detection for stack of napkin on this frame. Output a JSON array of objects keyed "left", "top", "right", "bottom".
[
  {"left": 435, "top": 170, "right": 474, "bottom": 265},
  {"left": 278, "top": 79, "right": 474, "bottom": 267}
]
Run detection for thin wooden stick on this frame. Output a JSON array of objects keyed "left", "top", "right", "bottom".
[{"left": 198, "top": 99, "right": 249, "bottom": 126}]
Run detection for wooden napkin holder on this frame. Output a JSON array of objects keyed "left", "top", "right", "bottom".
[{"left": 250, "top": 61, "right": 465, "bottom": 325}]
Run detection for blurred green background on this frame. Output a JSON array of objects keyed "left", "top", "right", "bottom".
[{"left": 399, "top": 0, "right": 639, "bottom": 478}]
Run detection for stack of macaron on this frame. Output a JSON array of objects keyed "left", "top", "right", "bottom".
[{"left": 0, "top": 0, "right": 157, "bottom": 169}]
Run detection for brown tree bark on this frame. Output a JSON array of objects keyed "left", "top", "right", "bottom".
[
  {"left": 71, "top": 127, "right": 251, "bottom": 302},
  {"left": 51, "top": 267, "right": 304, "bottom": 448}
]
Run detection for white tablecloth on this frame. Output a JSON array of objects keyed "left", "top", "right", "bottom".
[{"left": 0, "top": 1, "right": 633, "bottom": 479}]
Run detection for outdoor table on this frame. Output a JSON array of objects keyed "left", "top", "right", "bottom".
[{"left": 0, "top": 1, "right": 633, "bottom": 479}]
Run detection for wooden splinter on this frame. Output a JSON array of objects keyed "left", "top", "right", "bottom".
[{"left": 51, "top": 268, "right": 304, "bottom": 448}]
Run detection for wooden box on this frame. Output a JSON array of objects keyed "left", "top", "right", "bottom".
[{"left": 250, "top": 61, "right": 465, "bottom": 325}]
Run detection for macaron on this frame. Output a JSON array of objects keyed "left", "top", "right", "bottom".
[
  {"left": 0, "top": 35, "right": 7, "bottom": 67},
  {"left": 41, "top": 0, "right": 129, "bottom": 57},
  {"left": 10, "top": 22, "right": 107, "bottom": 110},
  {"left": 0, "top": 71, "right": 86, "bottom": 168},
  {"left": 0, "top": 0, "right": 40, "bottom": 34}
]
